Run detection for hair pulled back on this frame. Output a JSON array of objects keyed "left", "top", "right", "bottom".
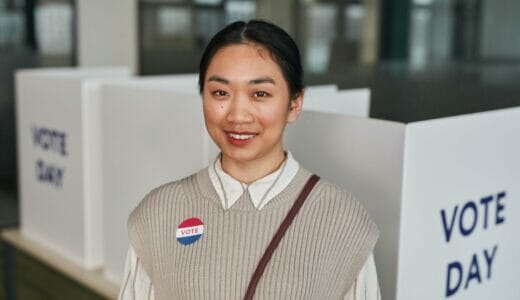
[{"left": 198, "top": 20, "right": 304, "bottom": 100}]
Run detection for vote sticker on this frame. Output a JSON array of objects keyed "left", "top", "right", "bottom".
[{"left": 176, "top": 217, "right": 204, "bottom": 245}]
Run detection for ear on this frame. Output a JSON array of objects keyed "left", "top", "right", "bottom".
[{"left": 287, "top": 90, "right": 304, "bottom": 123}]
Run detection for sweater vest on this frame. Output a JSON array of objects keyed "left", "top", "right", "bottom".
[{"left": 127, "top": 166, "right": 379, "bottom": 300}]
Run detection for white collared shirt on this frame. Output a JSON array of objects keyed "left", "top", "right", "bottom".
[
  {"left": 119, "top": 152, "right": 381, "bottom": 300},
  {"left": 208, "top": 151, "right": 300, "bottom": 210}
]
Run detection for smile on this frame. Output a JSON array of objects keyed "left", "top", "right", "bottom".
[
  {"left": 225, "top": 131, "right": 258, "bottom": 145},
  {"left": 228, "top": 133, "right": 256, "bottom": 140}
]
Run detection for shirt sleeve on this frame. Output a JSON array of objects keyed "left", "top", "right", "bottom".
[
  {"left": 118, "top": 246, "right": 155, "bottom": 300},
  {"left": 343, "top": 252, "right": 381, "bottom": 300}
]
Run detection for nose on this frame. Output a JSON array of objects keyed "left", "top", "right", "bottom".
[{"left": 226, "top": 92, "right": 254, "bottom": 124}]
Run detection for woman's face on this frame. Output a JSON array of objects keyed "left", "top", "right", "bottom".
[{"left": 202, "top": 43, "right": 303, "bottom": 165}]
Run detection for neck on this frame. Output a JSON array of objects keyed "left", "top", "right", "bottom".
[{"left": 220, "top": 149, "right": 286, "bottom": 184}]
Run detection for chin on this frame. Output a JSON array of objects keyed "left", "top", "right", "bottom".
[{"left": 221, "top": 148, "right": 259, "bottom": 163}]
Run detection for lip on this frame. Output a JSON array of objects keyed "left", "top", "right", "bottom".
[
  {"left": 224, "top": 130, "right": 258, "bottom": 146},
  {"left": 225, "top": 130, "right": 258, "bottom": 135}
]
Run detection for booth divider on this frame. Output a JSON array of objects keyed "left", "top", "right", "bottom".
[
  {"left": 285, "top": 107, "right": 520, "bottom": 300},
  {"left": 16, "top": 67, "right": 131, "bottom": 269}
]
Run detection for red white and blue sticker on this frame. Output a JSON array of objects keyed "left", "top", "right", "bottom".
[{"left": 176, "top": 217, "right": 204, "bottom": 245}]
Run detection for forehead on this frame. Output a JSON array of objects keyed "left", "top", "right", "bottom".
[{"left": 205, "top": 43, "right": 284, "bottom": 80}]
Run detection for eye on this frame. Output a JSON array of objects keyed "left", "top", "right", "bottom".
[
  {"left": 253, "top": 91, "right": 270, "bottom": 98},
  {"left": 211, "top": 90, "right": 228, "bottom": 98}
]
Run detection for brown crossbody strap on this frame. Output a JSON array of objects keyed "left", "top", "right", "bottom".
[{"left": 244, "top": 174, "right": 321, "bottom": 300}]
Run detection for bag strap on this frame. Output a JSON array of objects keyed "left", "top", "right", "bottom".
[{"left": 244, "top": 174, "right": 321, "bottom": 300}]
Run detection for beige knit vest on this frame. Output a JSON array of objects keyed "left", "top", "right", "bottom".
[{"left": 128, "top": 167, "right": 379, "bottom": 300}]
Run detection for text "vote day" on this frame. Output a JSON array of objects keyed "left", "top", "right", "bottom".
[
  {"left": 440, "top": 191, "right": 506, "bottom": 297},
  {"left": 31, "top": 125, "right": 68, "bottom": 188}
]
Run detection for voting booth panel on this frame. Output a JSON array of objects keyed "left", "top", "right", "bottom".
[
  {"left": 397, "top": 108, "right": 520, "bottom": 300},
  {"left": 129, "top": 73, "right": 199, "bottom": 92},
  {"left": 100, "top": 77, "right": 218, "bottom": 283},
  {"left": 285, "top": 107, "right": 520, "bottom": 300},
  {"left": 304, "top": 87, "right": 370, "bottom": 117},
  {"left": 16, "top": 68, "right": 131, "bottom": 269},
  {"left": 303, "top": 84, "right": 337, "bottom": 100}
]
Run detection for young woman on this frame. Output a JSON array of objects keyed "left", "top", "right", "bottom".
[{"left": 119, "top": 20, "right": 380, "bottom": 300}]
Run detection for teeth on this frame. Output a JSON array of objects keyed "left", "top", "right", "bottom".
[{"left": 229, "top": 133, "right": 256, "bottom": 140}]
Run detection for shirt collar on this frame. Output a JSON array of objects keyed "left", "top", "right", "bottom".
[{"left": 208, "top": 151, "right": 300, "bottom": 210}]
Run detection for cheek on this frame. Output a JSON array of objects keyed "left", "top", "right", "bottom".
[
  {"left": 203, "top": 100, "right": 222, "bottom": 124},
  {"left": 257, "top": 105, "right": 289, "bottom": 129},
  {"left": 203, "top": 103, "right": 230, "bottom": 143}
]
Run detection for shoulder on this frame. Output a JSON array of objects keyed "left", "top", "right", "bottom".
[
  {"left": 311, "top": 178, "right": 380, "bottom": 242},
  {"left": 126, "top": 169, "right": 204, "bottom": 254},
  {"left": 127, "top": 169, "right": 204, "bottom": 229}
]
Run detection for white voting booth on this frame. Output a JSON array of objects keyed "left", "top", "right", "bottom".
[
  {"left": 304, "top": 85, "right": 370, "bottom": 117},
  {"left": 100, "top": 77, "right": 371, "bottom": 283},
  {"left": 16, "top": 67, "right": 131, "bottom": 269},
  {"left": 285, "top": 107, "right": 520, "bottom": 300}
]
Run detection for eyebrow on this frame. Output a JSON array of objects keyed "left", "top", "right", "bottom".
[{"left": 207, "top": 75, "right": 276, "bottom": 85}]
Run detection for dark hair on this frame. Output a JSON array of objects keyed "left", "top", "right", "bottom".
[{"left": 198, "top": 19, "right": 304, "bottom": 100}]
